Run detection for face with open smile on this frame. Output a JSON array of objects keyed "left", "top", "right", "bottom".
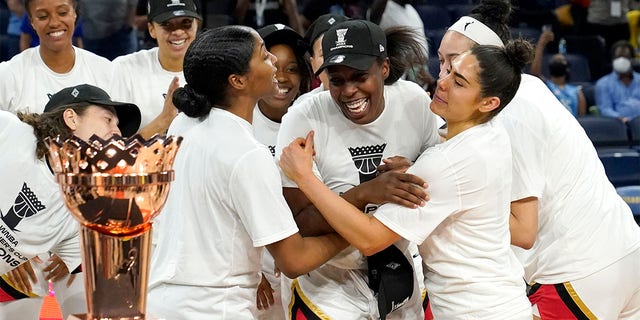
[
  {"left": 261, "top": 44, "right": 301, "bottom": 114},
  {"left": 149, "top": 17, "right": 199, "bottom": 63},
  {"left": 326, "top": 60, "right": 389, "bottom": 125},
  {"left": 28, "top": 0, "right": 76, "bottom": 53}
]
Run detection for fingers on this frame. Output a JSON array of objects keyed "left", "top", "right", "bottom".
[
  {"left": 44, "top": 256, "right": 70, "bottom": 282},
  {"left": 6, "top": 261, "right": 35, "bottom": 293},
  {"left": 304, "top": 130, "right": 315, "bottom": 151},
  {"left": 256, "top": 275, "right": 275, "bottom": 310},
  {"left": 167, "top": 76, "right": 180, "bottom": 96}
]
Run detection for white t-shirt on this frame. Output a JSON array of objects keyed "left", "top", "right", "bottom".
[
  {"left": 252, "top": 105, "right": 286, "bottom": 320},
  {"left": 148, "top": 108, "right": 299, "bottom": 319},
  {"left": 379, "top": 1, "right": 428, "bottom": 54},
  {"left": 275, "top": 80, "right": 440, "bottom": 319},
  {"left": 111, "top": 47, "right": 185, "bottom": 129},
  {"left": 0, "top": 111, "right": 80, "bottom": 276},
  {"left": 375, "top": 121, "right": 531, "bottom": 319},
  {"left": 497, "top": 74, "right": 640, "bottom": 284},
  {"left": 0, "top": 47, "right": 113, "bottom": 114}
]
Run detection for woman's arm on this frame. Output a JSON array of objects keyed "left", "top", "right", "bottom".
[
  {"left": 279, "top": 131, "right": 402, "bottom": 256},
  {"left": 509, "top": 196, "right": 539, "bottom": 249}
]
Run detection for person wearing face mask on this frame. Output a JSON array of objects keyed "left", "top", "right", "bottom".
[
  {"left": 595, "top": 40, "right": 640, "bottom": 122},
  {"left": 530, "top": 27, "right": 587, "bottom": 116}
]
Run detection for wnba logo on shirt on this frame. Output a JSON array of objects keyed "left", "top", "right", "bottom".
[
  {"left": 0, "top": 183, "right": 46, "bottom": 231},
  {"left": 348, "top": 143, "right": 386, "bottom": 183}
]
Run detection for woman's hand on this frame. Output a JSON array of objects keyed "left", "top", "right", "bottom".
[
  {"left": 43, "top": 254, "right": 75, "bottom": 287},
  {"left": 4, "top": 259, "right": 37, "bottom": 293},
  {"left": 376, "top": 156, "right": 413, "bottom": 174},
  {"left": 279, "top": 131, "right": 316, "bottom": 183}
]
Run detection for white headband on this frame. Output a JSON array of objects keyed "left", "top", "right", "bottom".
[{"left": 448, "top": 16, "right": 504, "bottom": 48}]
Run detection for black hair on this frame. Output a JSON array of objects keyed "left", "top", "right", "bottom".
[
  {"left": 173, "top": 26, "right": 255, "bottom": 118},
  {"left": 25, "top": 0, "right": 77, "bottom": 17},
  {"left": 383, "top": 26, "right": 428, "bottom": 85},
  {"left": 610, "top": 40, "right": 635, "bottom": 59},
  {"left": 468, "top": 0, "right": 512, "bottom": 44},
  {"left": 472, "top": 38, "right": 534, "bottom": 121}
]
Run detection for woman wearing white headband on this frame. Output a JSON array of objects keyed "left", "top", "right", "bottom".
[{"left": 438, "top": 1, "right": 640, "bottom": 319}]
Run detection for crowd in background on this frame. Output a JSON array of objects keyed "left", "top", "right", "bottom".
[{"left": 0, "top": 0, "right": 639, "bottom": 319}]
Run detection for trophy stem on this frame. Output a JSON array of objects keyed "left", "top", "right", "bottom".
[{"left": 80, "top": 225, "right": 151, "bottom": 320}]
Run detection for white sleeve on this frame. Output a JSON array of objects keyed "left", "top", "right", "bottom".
[
  {"left": 500, "top": 111, "right": 546, "bottom": 201},
  {"left": 374, "top": 149, "right": 461, "bottom": 244},
  {"left": 49, "top": 219, "right": 82, "bottom": 272},
  {"left": 275, "top": 103, "right": 322, "bottom": 187},
  {"left": 0, "top": 62, "right": 18, "bottom": 113},
  {"left": 229, "top": 147, "right": 298, "bottom": 247}
]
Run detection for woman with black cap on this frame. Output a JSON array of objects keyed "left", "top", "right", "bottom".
[
  {"left": 111, "top": 0, "right": 203, "bottom": 139},
  {"left": 0, "top": 84, "right": 141, "bottom": 320}
]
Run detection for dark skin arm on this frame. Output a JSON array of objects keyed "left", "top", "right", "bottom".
[
  {"left": 369, "top": 0, "right": 389, "bottom": 24},
  {"left": 283, "top": 156, "right": 429, "bottom": 236}
]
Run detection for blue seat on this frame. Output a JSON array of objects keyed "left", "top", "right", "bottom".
[
  {"left": 415, "top": 5, "right": 452, "bottom": 31},
  {"left": 627, "top": 116, "right": 640, "bottom": 147},
  {"left": 537, "top": 53, "right": 591, "bottom": 83},
  {"left": 615, "top": 185, "right": 640, "bottom": 225},
  {"left": 599, "top": 150, "right": 640, "bottom": 187},
  {"left": 577, "top": 116, "right": 630, "bottom": 148}
]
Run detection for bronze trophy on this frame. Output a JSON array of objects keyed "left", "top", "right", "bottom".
[{"left": 46, "top": 134, "right": 182, "bottom": 320}]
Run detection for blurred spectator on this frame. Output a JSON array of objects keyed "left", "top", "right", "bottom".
[
  {"left": 78, "top": 0, "right": 138, "bottom": 60},
  {"left": 530, "top": 26, "right": 587, "bottom": 116},
  {"left": 595, "top": 40, "right": 640, "bottom": 121},
  {"left": 369, "top": 0, "right": 434, "bottom": 92},
  {"left": 5, "top": 0, "right": 24, "bottom": 59},
  {"left": 19, "top": 12, "right": 83, "bottom": 51},
  {"left": 236, "top": 0, "right": 302, "bottom": 33},
  {"left": 586, "top": 0, "right": 632, "bottom": 60}
]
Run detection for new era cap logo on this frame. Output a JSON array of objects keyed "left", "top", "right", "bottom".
[
  {"left": 168, "top": 0, "right": 185, "bottom": 7},
  {"left": 71, "top": 88, "right": 79, "bottom": 98},
  {"left": 328, "top": 17, "right": 336, "bottom": 25},
  {"left": 379, "top": 44, "right": 385, "bottom": 52},
  {"left": 330, "top": 55, "right": 345, "bottom": 63},
  {"left": 275, "top": 23, "right": 286, "bottom": 30}
]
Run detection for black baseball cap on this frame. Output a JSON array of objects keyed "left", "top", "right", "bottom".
[
  {"left": 316, "top": 20, "right": 387, "bottom": 75},
  {"left": 303, "top": 13, "right": 349, "bottom": 55},
  {"left": 367, "top": 245, "right": 414, "bottom": 319},
  {"left": 147, "top": 0, "right": 202, "bottom": 23},
  {"left": 258, "top": 24, "right": 308, "bottom": 57},
  {"left": 44, "top": 84, "right": 142, "bottom": 137}
]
